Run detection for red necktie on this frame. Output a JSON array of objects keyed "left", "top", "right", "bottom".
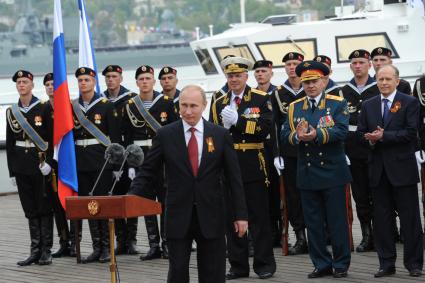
[
  {"left": 234, "top": 96, "right": 241, "bottom": 107},
  {"left": 188, "top": 127, "right": 198, "bottom": 176}
]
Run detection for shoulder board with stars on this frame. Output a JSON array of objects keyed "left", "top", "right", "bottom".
[
  {"left": 251, "top": 88, "right": 267, "bottom": 96},
  {"left": 325, "top": 94, "right": 344, "bottom": 102},
  {"left": 292, "top": 96, "right": 306, "bottom": 104}
]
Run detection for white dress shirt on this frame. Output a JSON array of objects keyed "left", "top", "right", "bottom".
[
  {"left": 182, "top": 119, "right": 204, "bottom": 166},
  {"left": 308, "top": 93, "right": 323, "bottom": 108},
  {"left": 230, "top": 90, "right": 244, "bottom": 109},
  {"left": 381, "top": 90, "right": 397, "bottom": 117}
]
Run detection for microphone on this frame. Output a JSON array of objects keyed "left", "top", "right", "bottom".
[
  {"left": 107, "top": 144, "right": 144, "bottom": 195},
  {"left": 89, "top": 143, "right": 125, "bottom": 196},
  {"left": 126, "top": 144, "right": 145, "bottom": 167}
]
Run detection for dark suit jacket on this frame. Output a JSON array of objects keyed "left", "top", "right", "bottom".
[
  {"left": 357, "top": 91, "right": 419, "bottom": 187},
  {"left": 129, "top": 119, "right": 248, "bottom": 239}
]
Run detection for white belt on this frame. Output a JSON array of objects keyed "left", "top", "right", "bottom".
[
  {"left": 75, "top": 139, "right": 100, "bottom": 146},
  {"left": 348, "top": 125, "right": 357, "bottom": 132},
  {"left": 15, "top": 140, "right": 37, "bottom": 148},
  {"left": 134, "top": 139, "right": 152, "bottom": 147}
]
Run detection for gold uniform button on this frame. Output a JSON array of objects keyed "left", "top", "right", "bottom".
[
  {"left": 320, "top": 161, "right": 324, "bottom": 165},
  {"left": 307, "top": 162, "right": 311, "bottom": 167},
  {"left": 359, "top": 99, "right": 362, "bottom": 102},
  {"left": 306, "top": 153, "right": 310, "bottom": 157},
  {"left": 305, "top": 143, "right": 309, "bottom": 147},
  {"left": 319, "top": 152, "right": 323, "bottom": 156}
]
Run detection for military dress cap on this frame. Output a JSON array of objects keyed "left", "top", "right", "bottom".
[
  {"left": 313, "top": 55, "right": 332, "bottom": 67},
  {"left": 102, "top": 65, "right": 123, "bottom": 76},
  {"left": 12, "top": 70, "right": 33, "bottom": 82},
  {"left": 371, "top": 47, "right": 392, "bottom": 58},
  {"left": 295, "top": 60, "right": 330, "bottom": 82},
  {"left": 158, "top": 66, "right": 177, "bottom": 79},
  {"left": 135, "top": 65, "right": 154, "bottom": 78},
  {"left": 220, "top": 56, "right": 254, "bottom": 74},
  {"left": 348, "top": 49, "right": 370, "bottom": 60},
  {"left": 43, "top": 73, "right": 53, "bottom": 85},
  {"left": 253, "top": 60, "right": 273, "bottom": 69},
  {"left": 75, "top": 67, "right": 96, "bottom": 78},
  {"left": 282, "top": 52, "right": 304, "bottom": 63}
]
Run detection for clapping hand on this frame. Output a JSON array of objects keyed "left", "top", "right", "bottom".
[{"left": 364, "top": 126, "right": 384, "bottom": 144}]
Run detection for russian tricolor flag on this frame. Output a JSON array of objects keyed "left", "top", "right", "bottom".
[
  {"left": 78, "top": 0, "right": 101, "bottom": 94},
  {"left": 53, "top": 0, "right": 78, "bottom": 208}
]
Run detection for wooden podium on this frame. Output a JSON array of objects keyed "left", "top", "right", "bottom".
[{"left": 66, "top": 195, "right": 162, "bottom": 283}]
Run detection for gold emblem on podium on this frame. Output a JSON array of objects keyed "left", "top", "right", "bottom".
[{"left": 88, "top": 200, "right": 100, "bottom": 216}]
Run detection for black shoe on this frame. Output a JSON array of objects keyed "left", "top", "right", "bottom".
[
  {"left": 258, "top": 271, "right": 273, "bottom": 279},
  {"left": 52, "top": 244, "right": 70, "bottom": 258},
  {"left": 225, "top": 271, "right": 249, "bottom": 280},
  {"left": 69, "top": 245, "right": 76, "bottom": 257},
  {"left": 127, "top": 242, "right": 140, "bottom": 255},
  {"left": 308, "top": 268, "right": 333, "bottom": 278},
  {"left": 162, "top": 242, "right": 169, "bottom": 259},
  {"left": 81, "top": 250, "right": 101, "bottom": 263},
  {"left": 38, "top": 250, "right": 52, "bottom": 265},
  {"left": 140, "top": 246, "right": 161, "bottom": 261},
  {"left": 17, "top": 254, "right": 40, "bottom": 266},
  {"left": 409, "top": 269, "right": 422, "bottom": 277},
  {"left": 333, "top": 270, "right": 348, "bottom": 278},
  {"left": 374, "top": 267, "right": 396, "bottom": 278},
  {"left": 115, "top": 243, "right": 127, "bottom": 255},
  {"left": 289, "top": 230, "right": 308, "bottom": 255},
  {"left": 99, "top": 248, "right": 110, "bottom": 263}
]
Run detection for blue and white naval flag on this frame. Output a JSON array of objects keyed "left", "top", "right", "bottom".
[{"left": 77, "top": 0, "right": 101, "bottom": 95}]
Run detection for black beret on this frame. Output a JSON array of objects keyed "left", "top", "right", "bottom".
[
  {"left": 12, "top": 70, "right": 33, "bottom": 82},
  {"left": 158, "top": 66, "right": 177, "bottom": 79},
  {"left": 313, "top": 55, "right": 332, "bottom": 67},
  {"left": 102, "top": 65, "right": 123, "bottom": 76},
  {"left": 75, "top": 67, "right": 96, "bottom": 78},
  {"left": 135, "top": 65, "right": 154, "bottom": 79},
  {"left": 371, "top": 47, "right": 392, "bottom": 59},
  {"left": 253, "top": 60, "right": 273, "bottom": 69},
  {"left": 43, "top": 73, "right": 53, "bottom": 85},
  {"left": 282, "top": 52, "right": 304, "bottom": 63},
  {"left": 223, "top": 55, "right": 236, "bottom": 60},
  {"left": 348, "top": 49, "right": 370, "bottom": 60},
  {"left": 295, "top": 60, "right": 330, "bottom": 82}
]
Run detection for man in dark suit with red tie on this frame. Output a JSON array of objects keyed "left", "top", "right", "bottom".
[
  {"left": 129, "top": 85, "right": 249, "bottom": 283},
  {"left": 357, "top": 65, "right": 423, "bottom": 278}
]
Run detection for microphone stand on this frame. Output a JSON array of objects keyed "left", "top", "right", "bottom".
[
  {"left": 88, "top": 156, "right": 111, "bottom": 196},
  {"left": 108, "top": 151, "right": 129, "bottom": 196}
]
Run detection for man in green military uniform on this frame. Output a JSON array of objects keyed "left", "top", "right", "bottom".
[
  {"left": 209, "top": 56, "right": 276, "bottom": 280},
  {"left": 282, "top": 61, "right": 352, "bottom": 278}
]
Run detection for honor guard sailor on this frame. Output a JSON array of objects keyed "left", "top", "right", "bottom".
[
  {"left": 43, "top": 73, "right": 72, "bottom": 259},
  {"left": 122, "top": 65, "right": 178, "bottom": 260},
  {"left": 159, "top": 66, "right": 181, "bottom": 115},
  {"left": 102, "top": 64, "right": 139, "bottom": 255},
  {"left": 281, "top": 61, "right": 352, "bottom": 278},
  {"left": 209, "top": 56, "right": 276, "bottom": 280},
  {"left": 341, "top": 49, "right": 380, "bottom": 252},
  {"left": 270, "top": 52, "right": 308, "bottom": 255},
  {"left": 6, "top": 70, "right": 54, "bottom": 266},
  {"left": 313, "top": 55, "right": 343, "bottom": 97},
  {"left": 72, "top": 67, "right": 120, "bottom": 263}
]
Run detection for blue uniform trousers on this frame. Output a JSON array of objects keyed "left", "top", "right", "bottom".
[{"left": 300, "top": 186, "right": 351, "bottom": 271}]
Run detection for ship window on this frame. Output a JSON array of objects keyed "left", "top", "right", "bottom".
[
  {"left": 213, "top": 45, "right": 255, "bottom": 64},
  {"left": 336, "top": 33, "right": 399, "bottom": 63},
  {"left": 194, "top": 48, "right": 218, "bottom": 75},
  {"left": 256, "top": 39, "right": 317, "bottom": 67}
]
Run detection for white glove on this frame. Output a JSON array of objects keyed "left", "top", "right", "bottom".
[
  {"left": 415, "top": 151, "right": 425, "bottom": 164},
  {"left": 273, "top": 157, "right": 284, "bottom": 175},
  {"left": 128, "top": 167, "right": 136, "bottom": 180},
  {"left": 221, "top": 106, "right": 238, "bottom": 126},
  {"left": 39, "top": 163, "right": 52, "bottom": 176},
  {"left": 345, "top": 155, "right": 351, "bottom": 166},
  {"left": 11, "top": 177, "right": 16, "bottom": 187},
  {"left": 113, "top": 171, "right": 122, "bottom": 181}
]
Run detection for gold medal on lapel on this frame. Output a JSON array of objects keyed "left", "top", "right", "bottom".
[
  {"left": 94, "top": 114, "right": 102, "bottom": 124},
  {"left": 34, "top": 116, "right": 42, "bottom": 126}
]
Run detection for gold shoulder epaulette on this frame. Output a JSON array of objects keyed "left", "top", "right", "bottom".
[
  {"left": 128, "top": 98, "right": 134, "bottom": 104},
  {"left": 326, "top": 94, "right": 343, "bottom": 101},
  {"left": 102, "top": 98, "right": 108, "bottom": 103},
  {"left": 251, "top": 88, "right": 267, "bottom": 96},
  {"left": 277, "top": 85, "right": 282, "bottom": 90}
]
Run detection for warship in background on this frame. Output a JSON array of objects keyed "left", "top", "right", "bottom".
[{"left": 0, "top": 1, "right": 196, "bottom": 78}]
